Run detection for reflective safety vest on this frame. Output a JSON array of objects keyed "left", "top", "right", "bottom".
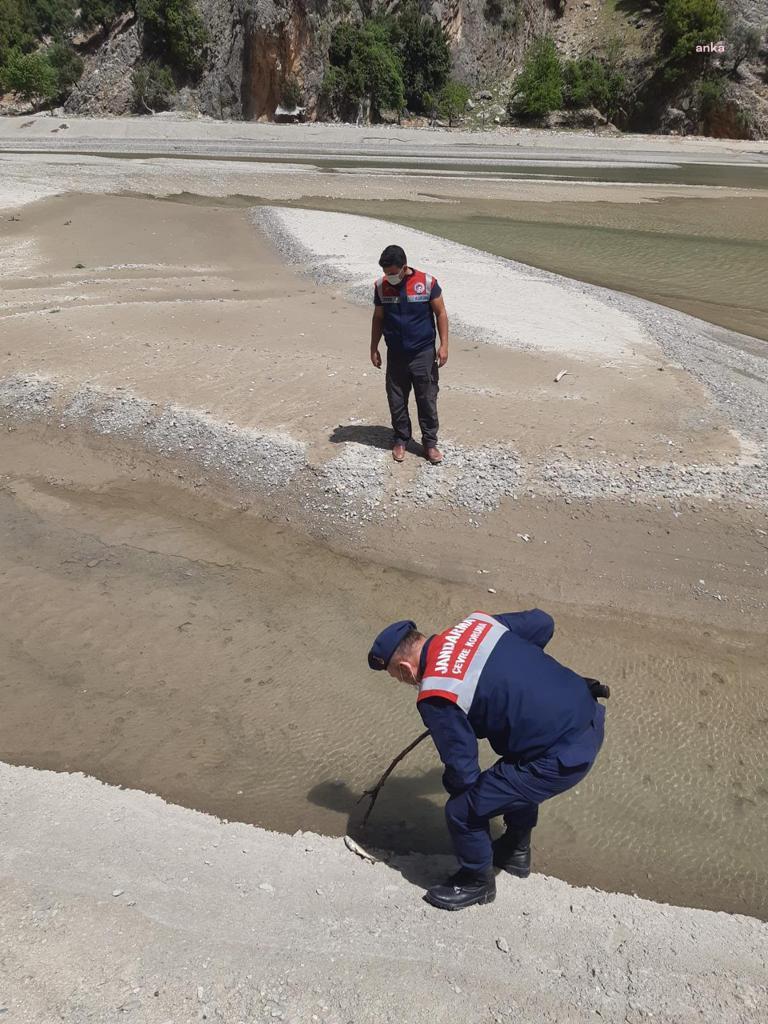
[
  {"left": 374, "top": 268, "right": 439, "bottom": 355},
  {"left": 375, "top": 269, "right": 435, "bottom": 306},
  {"left": 417, "top": 611, "right": 508, "bottom": 713}
]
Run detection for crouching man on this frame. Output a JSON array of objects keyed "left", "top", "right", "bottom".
[{"left": 367, "top": 609, "right": 607, "bottom": 910}]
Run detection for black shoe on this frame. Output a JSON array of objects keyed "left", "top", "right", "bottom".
[
  {"left": 492, "top": 828, "right": 532, "bottom": 878},
  {"left": 424, "top": 868, "right": 496, "bottom": 911}
]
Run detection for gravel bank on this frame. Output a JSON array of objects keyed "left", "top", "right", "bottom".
[
  {"left": 3, "top": 114, "right": 768, "bottom": 163},
  {"left": 3, "top": 374, "right": 768, "bottom": 523},
  {"left": 1, "top": 760, "right": 766, "bottom": 1024}
]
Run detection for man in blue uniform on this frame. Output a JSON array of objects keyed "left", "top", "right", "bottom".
[
  {"left": 368, "top": 609, "right": 607, "bottom": 910},
  {"left": 370, "top": 244, "right": 449, "bottom": 465}
]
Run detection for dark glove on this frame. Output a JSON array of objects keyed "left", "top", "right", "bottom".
[{"left": 585, "top": 677, "right": 610, "bottom": 700}]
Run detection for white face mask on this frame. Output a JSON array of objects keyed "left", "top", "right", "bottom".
[{"left": 385, "top": 271, "right": 404, "bottom": 286}]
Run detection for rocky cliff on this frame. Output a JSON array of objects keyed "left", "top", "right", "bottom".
[{"left": 62, "top": 0, "right": 768, "bottom": 137}]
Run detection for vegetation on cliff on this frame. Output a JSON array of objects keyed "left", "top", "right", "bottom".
[
  {"left": 0, "top": 0, "right": 206, "bottom": 111},
  {"left": 0, "top": 0, "right": 82, "bottom": 104},
  {"left": 502, "top": 0, "right": 765, "bottom": 136},
  {"left": 319, "top": 1, "right": 457, "bottom": 121},
  {"left": 0, "top": 0, "right": 765, "bottom": 136}
]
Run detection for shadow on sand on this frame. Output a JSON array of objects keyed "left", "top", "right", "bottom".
[
  {"left": 307, "top": 769, "right": 459, "bottom": 888},
  {"left": 329, "top": 424, "right": 425, "bottom": 457}
]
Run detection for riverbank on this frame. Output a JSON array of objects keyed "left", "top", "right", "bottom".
[
  {"left": 1, "top": 760, "right": 766, "bottom": 1024},
  {"left": 2, "top": 188, "right": 767, "bottom": 916},
  {"left": 2, "top": 116, "right": 767, "bottom": 341},
  {"left": 0, "top": 131, "right": 767, "bottom": 1018},
  {"left": 3, "top": 114, "right": 768, "bottom": 160}
]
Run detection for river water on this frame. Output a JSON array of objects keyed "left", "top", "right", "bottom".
[
  {"left": 285, "top": 192, "right": 768, "bottom": 342},
  {"left": 1, "top": 443, "right": 767, "bottom": 919}
]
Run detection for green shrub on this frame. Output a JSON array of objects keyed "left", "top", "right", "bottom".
[
  {"left": 483, "top": 0, "right": 504, "bottom": 22},
  {"left": 727, "top": 21, "right": 761, "bottom": 76},
  {"left": 0, "top": 47, "right": 58, "bottom": 102},
  {"left": 46, "top": 39, "right": 83, "bottom": 94},
  {"left": 436, "top": 79, "right": 469, "bottom": 126},
  {"left": 484, "top": 0, "right": 520, "bottom": 32},
  {"left": 663, "top": 0, "right": 727, "bottom": 68},
  {"left": 24, "top": 0, "right": 77, "bottom": 40},
  {"left": 391, "top": 0, "right": 450, "bottom": 111},
  {"left": 132, "top": 58, "right": 175, "bottom": 111},
  {"left": 563, "top": 55, "right": 625, "bottom": 119},
  {"left": 78, "top": 0, "right": 132, "bottom": 31},
  {"left": 1, "top": 0, "right": 80, "bottom": 62},
  {"left": 281, "top": 74, "right": 303, "bottom": 109},
  {"left": 322, "top": 20, "right": 404, "bottom": 121},
  {"left": 322, "top": 5, "right": 449, "bottom": 120},
  {"left": 697, "top": 75, "right": 724, "bottom": 113},
  {"left": 136, "top": 0, "right": 206, "bottom": 78},
  {"left": 510, "top": 36, "right": 563, "bottom": 117},
  {"left": 0, "top": 0, "right": 29, "bottom": 64}
]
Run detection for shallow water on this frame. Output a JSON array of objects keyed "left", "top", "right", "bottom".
[
  {"left": 1, "top": 459, "right": 767, "bottom": 918},
  {"left": 11, "top": 147, "right": 767, "bottom": 190},
  {"left": 286, "top": 194, "right": 768, "bottom": 343}
]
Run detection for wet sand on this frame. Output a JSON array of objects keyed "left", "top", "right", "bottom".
[
  {"left": 1, "top": 189, "right": 767, "bottom": 918},
  {"left": 1, "top": 429, "right": 767, "bottom": 918}
]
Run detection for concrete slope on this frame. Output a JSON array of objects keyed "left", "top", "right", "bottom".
[{"left": 0, "top": 762, "right": 765, "bottom": 1024}]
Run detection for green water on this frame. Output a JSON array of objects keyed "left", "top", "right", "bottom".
[{"left": 288, "top": 194, "right": 768, "bottom": 342}]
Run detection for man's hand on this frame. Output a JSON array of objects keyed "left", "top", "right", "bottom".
[
  {"left": 371, "top": 348, "right": 382, "bottom": 369},
  {"left": 437, "top": 346, "right": 448, "bottom": 368}
]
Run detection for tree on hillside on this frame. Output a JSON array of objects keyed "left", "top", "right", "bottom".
[
  {"left": 136, "top": 0, "right": 207, "bottom": 77},
  {"left": 510, "top": 36, "right": 563, "bottom": 117},
  {"left": 0, "top": 47, "right": 58, "bottom": 103},
  {"left": 46, "top": 39, "right": 83, "bottom": 95},
  {"left": 321, "top": 20, "right": 404, "bottom": 122},
  {"left": 78, "top": 0, "right": 133, "bottom": 31},
  {"left": 23, "top": 0, "right": 77, "bottom": 40},
  {"left": 0, "top": 0, "right": 29, "bottom": 64},
  {"left": 727, "top": 20, "right": 762, "bottom": 77},
  {"left": 563, "top": 55, "right": 626, "bottom": 121},
  {"left": 663, "top": 0, "right": 727, "bottom": 71},
  {"left": 436, "top": 79, "right": 469, "bottom": 126},
  {"left": 390, "top": 0, "right": 450, "bottom": 112},
  {"left": 132, "top": 58, "right": 175, "bottom": 112},
  {"left": 281, "top": 74, "right": 303, "bottom": 109}
]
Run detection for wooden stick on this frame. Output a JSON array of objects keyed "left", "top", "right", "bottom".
[{"left": 357, "top": 729, "right": 430, "bottom": 829}]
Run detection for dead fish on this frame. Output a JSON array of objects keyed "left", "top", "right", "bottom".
[{"left": 343, "top": 835, "right": 377, "bottom": 863}]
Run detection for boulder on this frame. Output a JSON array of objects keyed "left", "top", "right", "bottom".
[{"left": 543, "top": 106, "right": 608, "bottom": 129}]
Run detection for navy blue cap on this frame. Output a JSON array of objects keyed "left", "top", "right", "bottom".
[{"left": 368, "top": 620, "right": 417, "bottom": 671}]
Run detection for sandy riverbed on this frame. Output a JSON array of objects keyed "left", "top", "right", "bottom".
[{"left": 1, "top": 121, "right": 767, "bottom": 1020}]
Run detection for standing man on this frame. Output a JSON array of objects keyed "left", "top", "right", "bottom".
[
  {"left": 367, "top": 609, "right": 608, "bottom": 911},
  {"left": 370, "top": 245, "right": 449, "bottom": 465}
]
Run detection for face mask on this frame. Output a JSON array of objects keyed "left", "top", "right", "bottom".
[{"left": 385, "top": 272, "right": 403, "bottom": 286}]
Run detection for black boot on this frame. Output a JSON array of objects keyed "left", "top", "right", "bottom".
[
  {"left": 424, "top": 867, "right": 496, "bottom": 911},
  {"left": 492, "top": 828, "right": 532, "bottom": 878}
]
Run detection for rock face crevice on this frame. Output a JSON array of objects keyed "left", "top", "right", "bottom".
[{"left": 240, "top": 5, "right": 310, "bottom": 120}]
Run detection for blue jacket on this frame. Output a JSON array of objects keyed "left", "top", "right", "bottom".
[{"left": 417, "top": 610, "right": 601, "bottom": 796}]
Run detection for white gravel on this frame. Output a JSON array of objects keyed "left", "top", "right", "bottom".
[
  {"left": 3, "top": 373, "right": 768, "bottom": 522},
  {"left": 256, "top": 207, "right": 655, "bottom": 362}
]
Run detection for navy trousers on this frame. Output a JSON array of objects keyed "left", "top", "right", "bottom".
[{"left": 445, "top": 708, "right": 605, "bottom": 873}]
